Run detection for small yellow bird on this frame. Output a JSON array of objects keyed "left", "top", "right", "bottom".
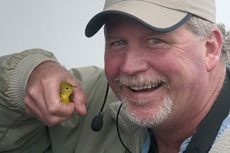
[{"left": 60, "top": 82, "right": 77, "bottom": 104}]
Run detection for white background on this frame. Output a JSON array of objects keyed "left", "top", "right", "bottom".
[{"left": 0, "top": 0, "right": 229, "bottom": 69}]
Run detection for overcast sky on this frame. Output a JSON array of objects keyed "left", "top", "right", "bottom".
[{"left": 0, "top": 0, "right": 229, "bottom": 69}]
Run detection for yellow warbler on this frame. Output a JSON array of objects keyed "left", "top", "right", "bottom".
[{"left": 60, "top": 82, "right": 77, "bottom": 104}]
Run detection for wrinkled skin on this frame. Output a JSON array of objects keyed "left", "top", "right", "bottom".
[{"left": 104, "top": 15, "right": 224, "bottom": 152}]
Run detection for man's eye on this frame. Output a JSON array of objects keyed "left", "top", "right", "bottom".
[
  {"left": 111, "top": 40, "right": 126, "bottom": 46},
  {"left": 147, "top": 38, "right": 162, "bottom": 44},
  {"left": 145, "top": 38, "right": 169, "bottom": 50}
]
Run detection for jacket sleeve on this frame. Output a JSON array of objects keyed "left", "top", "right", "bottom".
[{"left": 0, "top": 48, "right": 58, "bottom": 153}]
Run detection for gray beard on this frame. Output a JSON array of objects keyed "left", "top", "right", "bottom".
[{"left": 122, "top": 95, "right": 173, "bottom": 128}]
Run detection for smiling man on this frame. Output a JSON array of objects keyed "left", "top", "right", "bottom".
[{"left": 0, "top": 0, "right": 230, "bottom": 153}]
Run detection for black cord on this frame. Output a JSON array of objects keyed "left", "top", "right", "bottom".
[
  {"left": 100, "top": 83, "right": 110, "bottom": 112},
  {"left": 116, "top": 103, "right": 132, "bottom": 153},
  {"left": 91, "top": 82, "right": 110, "bottom": 132}
]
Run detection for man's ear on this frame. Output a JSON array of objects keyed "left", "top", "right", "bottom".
[{"left": 205, "top": 28, "right": 223, "bottom": 72}]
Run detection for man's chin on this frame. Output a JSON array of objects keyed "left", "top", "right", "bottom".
[{"left": 122, "top": 96, "right": 173, "bottom": 128}]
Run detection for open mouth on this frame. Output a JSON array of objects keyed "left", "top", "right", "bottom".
[{"left": 129, "top": 81, "right": 164, "bottom": 93}]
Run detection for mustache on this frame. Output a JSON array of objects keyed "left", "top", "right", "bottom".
[{"left": 114, "top": 74, "right": 168, "bottom": 86}]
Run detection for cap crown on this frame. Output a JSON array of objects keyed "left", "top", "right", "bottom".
[{"left": 104, "top": 0, "right": 216, "bottom": 23}]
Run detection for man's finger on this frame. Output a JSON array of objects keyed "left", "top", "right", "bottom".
[{"left": 72, "top": 86, "right": 87, "bottom": 115}]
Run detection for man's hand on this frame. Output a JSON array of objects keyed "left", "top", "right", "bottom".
[{"left": 24, "top": 62, "right": 87, "bottom": 126}]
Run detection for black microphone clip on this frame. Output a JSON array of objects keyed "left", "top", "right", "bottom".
[{"left": 91, "top": 112, "right": 104, "bottom": 132}]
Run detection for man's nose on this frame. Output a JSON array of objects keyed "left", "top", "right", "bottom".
[{"left": 120, "top": 47, "right": 148, "bottom": 75}]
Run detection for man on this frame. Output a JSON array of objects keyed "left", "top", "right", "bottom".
[{"left": 0, "top": 0, "right": 230, "bottom": 153}]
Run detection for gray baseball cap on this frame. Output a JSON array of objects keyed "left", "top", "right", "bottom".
[{"left": 85, "top": 0, "right": 216, "bottom": 37}]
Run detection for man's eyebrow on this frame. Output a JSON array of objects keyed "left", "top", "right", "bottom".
[
  {"left": 105, "top": 35, "right": 124, "bottom": 41},
  {"left": 148, "top": 30, "right": 169, "bottom": 37}
]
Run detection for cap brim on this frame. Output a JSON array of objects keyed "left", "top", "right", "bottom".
[{"left": 85, "top": 1, "right": 192, "bottom": 37}]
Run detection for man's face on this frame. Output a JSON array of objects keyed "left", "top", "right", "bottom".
[{"left": 104, "top": 15, "right": 209, "bottom": 127}]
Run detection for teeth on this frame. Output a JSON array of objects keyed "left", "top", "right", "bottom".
[
  {"left": 147, "top": 85, "right": 152, "bottom": 89},
  {"left": 130, "top": 82, "right": 162, "bottom": 91}
]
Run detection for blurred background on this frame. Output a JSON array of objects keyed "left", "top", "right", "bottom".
[{"left": 0, "top": 0, "right": 229, "bottom": 69}]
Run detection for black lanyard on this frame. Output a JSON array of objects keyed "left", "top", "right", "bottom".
[{"left": 149, "top": 70, "right": 230, "bottom": 153}]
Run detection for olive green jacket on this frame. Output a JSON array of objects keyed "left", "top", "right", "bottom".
[
  {"left": 0, "top": 49, "right": 146, "bottom": 153},
  {"left": 0, "top": 49, "right": 229, "bottom": 153}
]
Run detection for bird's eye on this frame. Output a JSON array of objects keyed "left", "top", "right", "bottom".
[{"left": 66, "top": 88, "right": 69, "bottom": 89}]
